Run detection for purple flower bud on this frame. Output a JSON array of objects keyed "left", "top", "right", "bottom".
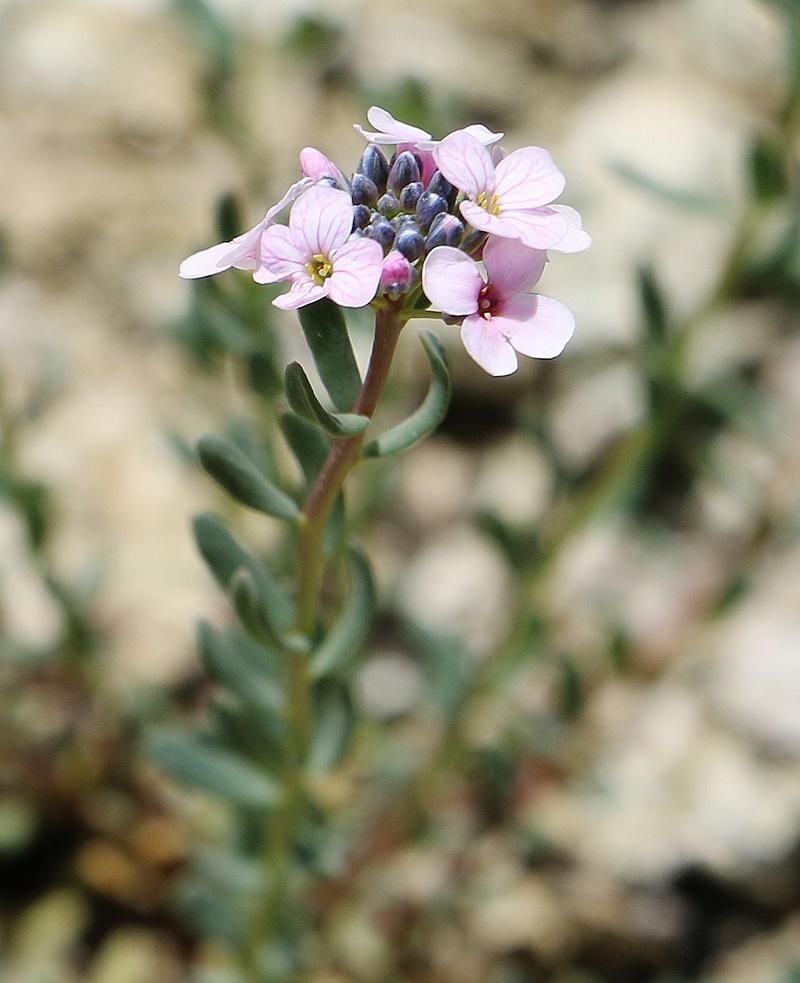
[
  {"left": 426, "top": 170, "right": 457, "bottom": 208},
  {"left": 394, "top": 226, "right": 425, "bottom": 262},
  {"left": 352, "top": 203, "right": 371, "bottom": 231},
  {"left": 399, "top": 181, "right": 424, "bottom": 212},
  {"left": 351, "top": 173, "right": 378, "bottom": 206},
  {"left": 377, "top": 191, "right": 400, "bottom": 218},
  {"left": 356, "top": 144, "right": 390, "bottom": 195},
  {"left": 425, "top": 212, "right": 465, "bottom": 251},
  {"left": 415, "top": 191, "right": 447, "bottom": 233},
  {"left": 461, "top": 228, "right": 489, "bottom": 254},
  {"left": 387, "top": 151, "right": 421, "bottom": 194},
  {"left": 364, "top": 215, "right": 396, "bottom": 253},
  {"left": 317, "top": 176, "right": 341, "bottom": 189},
  {"left": 380, "top": 249, "right": 417, "bottom": 299}
]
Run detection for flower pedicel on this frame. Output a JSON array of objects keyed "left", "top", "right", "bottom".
[{"left": 181, "top": 106, "right": 590, "bottom": 376}]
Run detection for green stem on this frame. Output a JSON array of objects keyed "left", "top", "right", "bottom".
[{"left": 249, "top": 303, "right": 405, "bottom": 981}]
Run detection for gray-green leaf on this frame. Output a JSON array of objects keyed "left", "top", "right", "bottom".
[
  {"left": 310, "top": 546, "right": 375, "bottom": 678},
  {"left": 198, "top": 432, "right": 299, "bottom": 520},
  {"left": 284, "top": 362, "right": 370, "bottom": 437},
  {"left": 297, "top": 298, "right": 363, "bottom": 411}
]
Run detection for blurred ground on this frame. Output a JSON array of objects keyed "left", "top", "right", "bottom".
[{"left": 1, "top": 0, "right": 799, "bottom": 982}]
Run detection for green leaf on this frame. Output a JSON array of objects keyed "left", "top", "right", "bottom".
[
  {"left": 147, "top": 729, "right": 281, "bottom": 807},
  {"left": 191, "top": 842, "right": 266, "bottom": 896},
  {"left": 362, "top": 329, "right": 450, "bottom": 457},
  {"left": 297, "top": 298, "right": 363, "bottom": 412},
  {"left": 198, "top": 620, "right": 285, "bottom": 715},
  {"left": 279, "top": 411, "right": 332, "bottom": 486},
  {"left": 192, "top": 513, "right": 292, "bottom": 631},
  {"left": 637, "top": 265, "right": 669, "bottom": 343},
  {"left": 198, "top": 432, "right": 300, "bottom": 520},
  {"left": 310, "top": 546, "right": 376, "bottom": 679},
  {"left": 174, "top": 876, "right": 246, "bottom": 948},
  {"left": 749, "top": 137, "right": 787, "bottom": 203},
  {"left": 230, "top": 567, "right": 286, "bottom": 650},
  {"left": 284, "top": 362, "right": 370, "bottom": 437},
  {"left": 308, "top": 679, "right": 355, "bottom": 772},
  {"left": 211, "top": 690, "right": 287, "bottom": 769}
]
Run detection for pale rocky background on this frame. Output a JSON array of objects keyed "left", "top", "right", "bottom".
[{"left": 1, "top": 0, "right": 799, "bottom": 982}]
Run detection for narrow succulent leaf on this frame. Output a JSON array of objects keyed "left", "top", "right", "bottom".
[
  {"left": 190, "top": 843, "right": 266, "bottom": 896},
  {"left": 174, "top": 877, "right": 245, "bottom": 948},
  {"left": 310, "top": 546, "right": 376, "bottom": 678},
  {"left": 279, "top": 412, "right": 332, "bottom": 486},
  {"left": 192, "top": 513, "right": 293, "bottom": 630},
  {"left": 637, "top": 266, "right": 669, "bottom": 343},
  {"left": 362, "top": 329, "right": 451, "bottom": 457},
  {"left": 297, "top": 298, "right": 363, "bottom": 411},
  {"left": 749, "top": 137, "right": 787, "bottom": 203},
  {"left": 198, "top": 620, "right": 285, "bottom": 715},
  {"left": 197, "top": 432, "right": 300, "bottom": 520},
  {"left": 308, "top": 679, "right": 355, "bottom": 772},
  {"left": 211, "top": 691, "right": 288, "bottom": 770},
  {"left": 284, "top": 362, "right": 370, "bottom": 437},
  {"left": 323, "top": 492, "right": 346, "bottom": 559},
  {"left": 230, "top": 567, "right": 286, "bottom": 649},
  {"left": 146, "top": 729, "right": 281, "bottom": 808}
]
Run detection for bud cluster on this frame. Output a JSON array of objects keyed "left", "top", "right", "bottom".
[{"left": 348, "top": 145, "right": 475, "bottom": 300}]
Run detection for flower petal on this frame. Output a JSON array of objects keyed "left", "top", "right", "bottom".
[
  {"left": 327, "top": 237, "right": 384, "bottom": 308},
  {"left": 290, "top": 185, "right": 353, "bottom": 258},
  {"left": 461, "top": 123, "right": 504, "bottom": 146},
  {"left": 179, "top": 240, "right": 243, "bottom": 279},
  {"left": 499, "top": 207, "right": 569, "bottom": 250},
  {"left": 548, "top": 204, "right": 592, "bottom": 253},
  {"left": 299, "top": 147, "right": 340, "bottom": 182},
  {"left": 503, "top": 293, "right": 576, "bottom": 359},
  {"left": 460, "top": 314, "right": 519, "bottom": 376},
  {"left": 354, "top": 106, "right": 432, "bottom": 144},
  {"left": 483, "top": 236, "right": 547, "bottom": 296},
  {"left": 422, "top": 247, "right": 483, "bottom": 316},
  {"left": 256, "top": 224, "right": 305, "bottom": 284},
  {"left": 433, "top": 131, "right": 494, "bottom": 200},
  {"left": 458, "top": 200, "right": 520, "bottom": 240},
  {"left": 494, "top": 146, "right": 565, "bottom": 210},
  {"left": 273, "top": 280, "right": 329, "bottom": 310}
]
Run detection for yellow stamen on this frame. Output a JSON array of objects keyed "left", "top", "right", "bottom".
[
  {"left": 476, "top": 191, "right": 501, "bottom": 216},
  {"left": 306, "top": 253, "right": 333, "bottom": 285}
]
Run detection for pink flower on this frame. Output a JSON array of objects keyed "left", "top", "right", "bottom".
[
  {"left": 256, "top": 185, "right": 383, "bottom": 310},
  {"left": 354, "top": 106, "right": 433, "bottom": 146},
  {"left": 299, "top": 147, "right": 346, "bottom": 187},
  {"left": 422, "top": 236, "right": 575, "bottom": 376},
  {"left": 433, "top": 130, "right": 570, "bottom": 250},
  {"left": 380, "top": 250, "right": 416, "bottom": 299},
  {"left": 179, "top": 178, "right": 311, "bottom": 279}
]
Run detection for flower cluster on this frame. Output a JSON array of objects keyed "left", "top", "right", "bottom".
[{"left": 180, "top": 107, "right": 590, "bottom": 376}]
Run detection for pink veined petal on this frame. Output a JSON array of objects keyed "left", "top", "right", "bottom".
[
  {"left": 272, "top": 280, "right": 329, "bottom": 310},
  {"left": 459, "top": 200, "right": 523, "bottom": 240},
  {"left": 500, "top": 207, "right": 569, "bottom": 250},
  {"left": 256, "top": 224, "right": 306, "bottom": 284},
  {"left": 548, "top": 204, "right": 592, "bottom": 253},
  {"left": 264, "top": 177, "right": 314, "bottom": 222},
  {"left": 290, "top": 185, "right": 353, "bottom": 259},
  {"left": 180, "top": 240, "right": 243, "bottom": 279},
  {"left": 461, "top": 123, "right": 504, "bottom": 146},
  {"left": 354, "top": 106, "right": 432, "bottom": 144},
  {"left": 326, "top": 237, "right": 384, "bottom": 308},
  {"left": 493, "top": 146, "right": 565, "bottom": 210},
  {"left": 460, "top": 314, "right": 519, "bottom": 376},
  {"left": 299, "top": 147, "right": 338, "bottom": 181},
  {"left": 433, "top": 131, "right": 494, "bottom": 200},
  {"left": 483, "top": 236, "right": 547, "bottom": 296},
  {"left": 422, "top": 247, "right": 483, "bottom": 316},
  {"left": 502, "top": 293, "right": 576, "bottom": 359}
]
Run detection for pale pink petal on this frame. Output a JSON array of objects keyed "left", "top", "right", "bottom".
[
  {"left": 273, "top": 280, "right": 329, "bottom": 310},
  {"left": 290, "top": 186, "right": 353, "bottom": 258},
  {"left": 494, "top": 146, "right": 565, "bottom": 209},
  {"left": 354, "top": 106, "right": 432, "bottom": 144},
  {"left": 548, "top": 204, "right": 592, "bottom": 253},
  {"left": 326, "top": 237, "right": 384, "bottom": 308},
  {"left": 502, "top": 294, "right": 575, "bottom": 359},
  {"left": 460, "top": 314, "right": 519, "bottom": 376},
  {"left": 491, "top": 145, "right": 507, "bottom": 166},
  {"left": 264, "top": 178, "right": 313, "bottom": 222},
  {"left": 433, "top": 131, "right": 494, "bottom": 200},
  {"left": 299, "top": 147, "right": 339, "bottom": 181},
  {"left": 422, "top": 247, "right": 483, "bottom": 316},
  {"left": 461, "top": 123, "right": 504, "bottom": 146},
  {"left": 483, "top": 236, "right": 547, "bottom": 295},
  {"left": 500, "top": 207, "right": 569, "bottom": 250},
  {"left": 459, "top": 200, "right": 521, "bottom": 240},
  {"left": 180, "top": 241, "right": 243, "bottom": 279},
  {"left": 256, "top": 224, "right": 306, "bottom": 284}
]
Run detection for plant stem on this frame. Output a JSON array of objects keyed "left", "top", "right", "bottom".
[{"left": 250, "top": 303, "right": 405, "bottom": 981}]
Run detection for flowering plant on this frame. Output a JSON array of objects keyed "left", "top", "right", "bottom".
[{"left": 157, "top": 106, "right": 588, "bottom": 983}]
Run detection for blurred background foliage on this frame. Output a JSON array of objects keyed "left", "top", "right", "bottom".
[{"left": 1, "top": 0, "right": 800, "bottom": 981}]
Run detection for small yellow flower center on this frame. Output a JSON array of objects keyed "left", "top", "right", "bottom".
[
  {"left": 306, "top": 253, "right": 333, "bottom": 285},
  {"left": 477, "top": 191, "right": 501, "bottom": 216}
]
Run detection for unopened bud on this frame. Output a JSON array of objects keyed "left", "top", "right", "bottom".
[
  {"left": 356, "top": 144, "right": 390, "bottom": 195},
  {"left": 395, "top": 227, "right": 425, "bottom": 262},
  {"left": 352, "top": 204, "right": 371, "bottom": 231},
  {"left": 399, "top": 181, "right": 424, "bottom": 212},
  {"left": 461, "top": 228, "right": 489, "bottom": 255},
  {"left": 415, "top": 191, "right": 447, "bottom": 233},
  {"left": 364, "top": 215, "right": 396, "bottom": 253},
  {"left": 426, "top": 171, "right": 457, "bottom": 208},
  {"left": 425, "top": 212, "right": 464, "bottom": 251},
  {"left": 380, "top": 250, "right": 417, "bottom": 299},
  {"left": 351, "top": 173, "right": 378, "bottom": 206},
  {"left": 300, "top": 147, "right": 343, "bottom": 185},
  {"left": 377, "top": 191, "right": 400, "bottom": 218},
  {"left": 387, "top": 151, "right": 421, "bottom": 194}
]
